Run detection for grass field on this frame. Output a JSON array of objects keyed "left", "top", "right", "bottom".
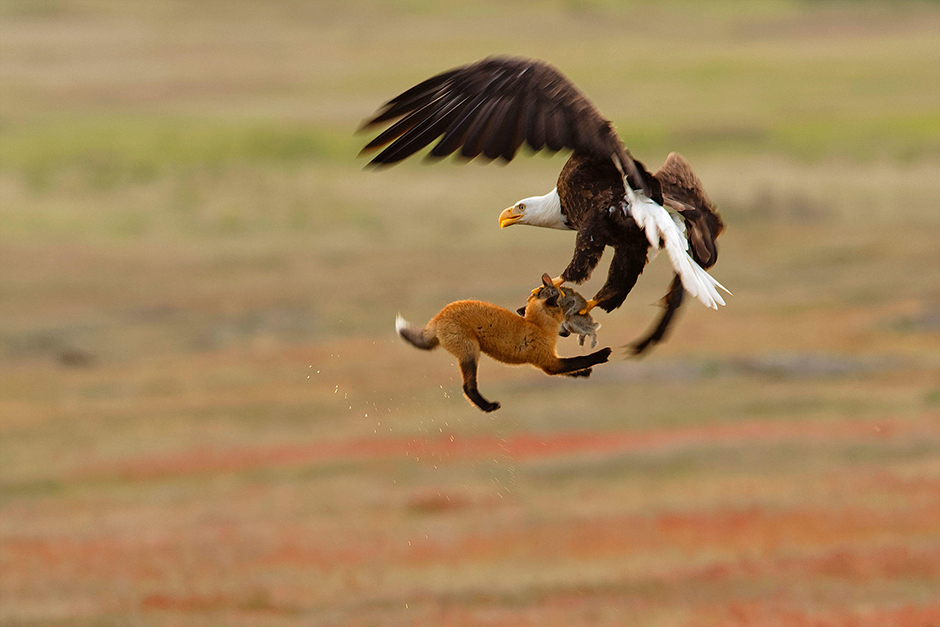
[{"left": 1, "top": 1, "right": 939, "bottom": 625}]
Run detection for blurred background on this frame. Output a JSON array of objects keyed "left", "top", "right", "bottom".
[{"left": 1, "top": 1, "right": 939, "bottom": 625}]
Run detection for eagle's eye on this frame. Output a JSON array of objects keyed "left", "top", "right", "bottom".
[{"left": 518, "top": 203, "right": 525, "bottom": 211}]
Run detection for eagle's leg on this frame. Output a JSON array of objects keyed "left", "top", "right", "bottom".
[
  {"left": 592, "top": 244, "right": 648, "bottom": 313},
  {"left": 578, "top": 299, "right": 598, "bottom": 315},
  {"left": 561, "top": 224, "right": 607, "bottom": 285}
]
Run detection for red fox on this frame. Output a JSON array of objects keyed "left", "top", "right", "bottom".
[{"left": 396, "top": 274, "right": 612, "bottom": 412}]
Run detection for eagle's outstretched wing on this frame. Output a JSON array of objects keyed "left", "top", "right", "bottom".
[{"left": 359, "top": 55, "right": 658, "bottom": 198}]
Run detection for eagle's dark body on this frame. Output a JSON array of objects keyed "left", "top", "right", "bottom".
[
  {"left": 556, "top": 153, "right": 651, "bottom": 313},
  {"left": 556, "top": 150, "right": 724, "bottom": 351},
  {"left": 359, "top": 55, "right": 724, "bottom": 354}
]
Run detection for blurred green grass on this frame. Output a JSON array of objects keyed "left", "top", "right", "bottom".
[
  {"left": 1, "top": 118, "right": 342, "bottom": 190},
  {"left": 2, "top": 2, "right": 938, "bottom": 180}
]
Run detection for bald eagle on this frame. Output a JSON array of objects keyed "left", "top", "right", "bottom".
[{"left": 359, "top": 56, "right": 728, "bottom": 354}]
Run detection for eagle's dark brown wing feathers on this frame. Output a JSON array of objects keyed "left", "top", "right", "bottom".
[
  {"left": 462, "top": 97, "right": 503, "bottom": 159},
  {"left": 431, "top": 69, "right": 521, "bottom": 160},
  {"left": 629, "top": 275, "right": 684, "bottom": 356},
  {"left": 482, "top": 96, "right": 521, "bottom": 160},
  {"left": 361, "top": 95, "right": 445, "bottom": 152},
  {"left": 369, "top": 95, "right": 468, "bottom": 164},
  {"left": 360, "top": 56, "right": 618, "bottom": 167},
  {"left": 441, "top": 67, "right": 528, "bottom": 160},
  {"left": 654, "top": 152, "right": 723, "bottom": 268},
  {"left": 545, "top": 106, "right": 568, "bottom": 151},
  {"left": 524, "top": 95, "right": 547, "bottom": 151},
  {"left": 358, "top": 69, "right": 461, "bottom": 131},
  {"left": 656, "top": 152, "right": 707, "bottom": 209},
  {"left": 428, "top": 92, "right": 490, "bottom": 158},
  {"left": 496, "top": 94, "right": 526, "bottom": 161}
]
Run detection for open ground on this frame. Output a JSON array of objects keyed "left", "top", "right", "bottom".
[{"left": 1, "top": 1, "right": 939, "bottom": 625}]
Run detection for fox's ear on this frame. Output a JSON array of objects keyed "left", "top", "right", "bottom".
[{"left": 541, "top": 273, "right": 552, "bottom": 287}]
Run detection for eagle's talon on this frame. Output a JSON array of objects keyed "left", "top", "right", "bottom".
[{"left": 578, "top": 299, "right": 598, "bottom": 315}]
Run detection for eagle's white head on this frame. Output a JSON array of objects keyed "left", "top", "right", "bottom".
[{"left": 498, "top": 188, "right": 570, "bottom": 230}]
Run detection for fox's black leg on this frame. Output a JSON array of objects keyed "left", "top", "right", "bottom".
[
  {"left": 564, "top": 367, "right": 592, "bottom": 378},
  {"left": 544, "top": 347, "right": 612, "bottom": 375},
  {"left": 458, "top": 358, "right": 500, "bottom": 412}
]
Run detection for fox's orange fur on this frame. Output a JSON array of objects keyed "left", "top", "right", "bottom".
[{"left": 396, "top": 274, "right": 611, "bottom": 412}]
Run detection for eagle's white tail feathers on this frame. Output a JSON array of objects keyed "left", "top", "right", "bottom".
[
  {"left": 671, "top": 210, "right": 687, "bottom": 234},
  {"left": 625, "top": 187, "right": 730, "bottom": 310}
]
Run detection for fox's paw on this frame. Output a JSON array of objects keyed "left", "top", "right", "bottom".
[
  {"left": 565, "top": 368, "right": 592, "bottom": 378},
  {"left": 481, "top": 401, "right": 501, "bottom": 413},
  {"left": 595, "top": 347, "right": 612, "bottom": 363}
]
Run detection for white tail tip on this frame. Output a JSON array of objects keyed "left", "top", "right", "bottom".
[{"left": 395, "top": 313, "right": 408, "bottom": 335}]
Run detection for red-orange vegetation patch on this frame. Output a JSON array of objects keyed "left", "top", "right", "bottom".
[
  {"left": 255, "top": 502, "right": 940, "bottom": 571},
  {"left": 690, "top": 602, "right": 940, "bottom": 627},
  {"left": 1, "top": 536, "right": 173, "bottom": 581},
  {"left": 72, "top": 415, "right": 938, "bottom": 482},
  {"left": 6, "top": 501, "right": 935, "bottom": 594},
  {"left": 260, "top": 535, "right": 389, "bottom": 571},
  {"left": 863, "top": 473, "right": 940, "bottom": 499},
  {"left": 683, "top": 544, "right": 940, "bottom": 585},
  {"left": 800, "top": 545, "right": 940, "bottom": 581},
  {"left": 648, "top": 503, "right": 940, "bottom": 555}
]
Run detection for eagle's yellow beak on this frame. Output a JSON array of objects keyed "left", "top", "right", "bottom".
[{"left": 499, "top": 206, "right": 523, "bottom": 229}]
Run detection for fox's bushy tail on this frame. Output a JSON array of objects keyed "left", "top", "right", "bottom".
[{"left": 395, "top": 314, "right": 439, "bottom": 350}]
